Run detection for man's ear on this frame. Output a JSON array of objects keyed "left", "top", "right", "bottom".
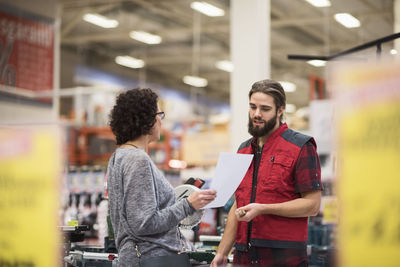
[{"left": 277, "top": 106, "right": 285, "bottom": 117}]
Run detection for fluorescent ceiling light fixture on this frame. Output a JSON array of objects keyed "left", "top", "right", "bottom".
[
  {"left": 183, "top": 75, "right": 208, "bottom": 87},
  {"left": 390, "top": 49, "right": 398, "bottom": 55},
  {"left": 190, "top": 2, "right": 225, "bottom": 17},
  {"left": 286, "top": 104, "right": 296, "bottom": 113},
  {"left": 279, "top": 81, "right": 296, "bottom": 92},
  {"left": 129, "top": 31, "right": 162, "bottom": 45},
  {"left": 215, "top": 60, "right": 234, "bottom": 72},
  {"left": 334, "top": 13, "right": 360, "bottom": 28},
  {"left": 83, "top": 13, "right": 118, "bottom": 28},
  {"left": 307, "top": 60, "right": 326, "bottom": 67},
  {"left": 115, "top": 56, "right": 145, "bottom": 69},
  {"left": 304, "top": 0, "right": 331, "bottom": 7}
]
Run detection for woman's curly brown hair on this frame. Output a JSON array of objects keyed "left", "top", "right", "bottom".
[{"left": 109, "top": 88, "right": 158, "bottom": 145}]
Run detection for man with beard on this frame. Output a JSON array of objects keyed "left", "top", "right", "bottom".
[{"left": 211, "top": 79, "right": 323, "bottom": 267}]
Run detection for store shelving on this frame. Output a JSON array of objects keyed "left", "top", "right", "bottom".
[
  {"left": 67, "top": 126, "right": 182, "bottom": 169},
  {"left": 67, "top": 126, "right": 116, "bottom": 166}
]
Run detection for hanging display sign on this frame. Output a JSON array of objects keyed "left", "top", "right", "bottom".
[
  {"left": 0, "top": 4, "right": 54, "bottom": 92},
  {"left": 333, "top": 61, "right": 400, "bottom": 267},
  {"left": 310, "top": 99, "right": 334, "bottom": 154},
  {"left": 0, "top": 125, "right": 62, "bottom": 267}
]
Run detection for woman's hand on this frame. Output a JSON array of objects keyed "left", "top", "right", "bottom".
[{"left": 187, "top": 189, "right": 217, "bottom": 210}]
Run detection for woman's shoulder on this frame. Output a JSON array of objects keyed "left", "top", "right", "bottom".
[{"left": 116, "top": 148, "right": 151, "bottom": 164}]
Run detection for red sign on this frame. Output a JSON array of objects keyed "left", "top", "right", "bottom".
[{"left": 0, "top": 6, "right": 54, "bottom": 92}]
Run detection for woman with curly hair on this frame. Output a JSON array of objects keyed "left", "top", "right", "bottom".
[{"left": 107, "top": 88, "right": 216, "bottom": 267}]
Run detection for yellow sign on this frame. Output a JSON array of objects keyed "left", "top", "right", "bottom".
[
  {"left": 0, "top": 125, "right": 62, "bottom": 267},
  {"left": 67, "top": 220, "right": 79, "bottom": 226},
  {"left": 334, "top": 61, "right": 400, "bottom": 267},
  {"left": 322, "top": 196, "right": 338, "bottom": 224}
]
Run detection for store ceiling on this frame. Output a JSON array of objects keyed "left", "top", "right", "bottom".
[{"left": 60, "top": 0, "right": 395, "bottom": 110}]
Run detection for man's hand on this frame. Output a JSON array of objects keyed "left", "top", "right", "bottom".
[
  {"left": 235, "top": 203, "right": 261, "bottom": 222},
  {"left": 234, "top": 190, "right": 322, "bottom": 220},
  {"left": 210, "top": 253, "right": 228, "bottom": 267}
]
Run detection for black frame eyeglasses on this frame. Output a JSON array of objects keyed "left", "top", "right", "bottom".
[{"left": 156, "top": 111, "right": 165, "bottom": 120}]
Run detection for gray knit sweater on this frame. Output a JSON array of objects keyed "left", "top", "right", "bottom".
[{"left": 107, "top": 147, "right": 195, "bottom": 267}]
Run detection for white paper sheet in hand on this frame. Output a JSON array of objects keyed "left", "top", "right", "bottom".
[{"left": 203, "top": 152, "right": 253, "bottom": 209}]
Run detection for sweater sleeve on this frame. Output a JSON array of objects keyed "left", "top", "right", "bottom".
[{"left": 122, "top": 154, "right": 194, "bottom": 237}]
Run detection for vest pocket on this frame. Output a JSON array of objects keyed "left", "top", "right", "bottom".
[
  {"left": 261, "top": 154, "right": 294, "bottom": 190},
  {"left": 272, "top": 154, "right": 294, "bottom": 168},
  {"left": 271, "top": 154, "right": 294, "bottom": 178}
]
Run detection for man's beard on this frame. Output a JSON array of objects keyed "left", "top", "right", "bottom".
[{"left": 248, "top": 112, "right": 278, "bottom": 138}]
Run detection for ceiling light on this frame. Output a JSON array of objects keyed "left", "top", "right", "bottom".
[
  {"left": 286, "top": 104, "right": 297, "bottom": 113},
  {"left": 334, "top": 13, "right": 360, "bottom": 28},
  {"left": 304, "top": 0, "right": 331, "bottom": 7},
  {"left": 279, "top": 81, "right": 296, "bottom": 92},
  {"left": 129, "top": 31, "right": 162, "bottom": 45},
  {"left": 83, "top": 13, "right": 118, "bottom": 28},
  {"left": 390, "top": 49, "right": 398, "bottom": 55},
  {"left": 183, "top": 75, "right": 208, "bottom": 87},
  {"left": 307, "top": 60, "right": 326, "bottom": 67},
  {"left": 190, "top": 2, "right": 225, "bottom": 17},
  {"left": 115, "top": 56, "right": 145, "bottom": 69},
  {"left": 215, "top": 60, "right": 234, "bottom": 72},
  {"left": 169, "top": 159, "right": 187, "bottom": 169}
]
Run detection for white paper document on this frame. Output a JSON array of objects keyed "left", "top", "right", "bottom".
[{"left": 203, "top": 152, "right": 253, "bottom": 209}]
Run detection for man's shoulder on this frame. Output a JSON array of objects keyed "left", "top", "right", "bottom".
[
  {"left": 237, "top": 138, "right": 253, "bottom": 152},
  {"left": 280, "top": 128, "right": 315, "bottom": 148}
]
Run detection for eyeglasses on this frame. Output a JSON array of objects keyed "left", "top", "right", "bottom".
[{"left": 156, "top": 111, "right": 165, "bottom": 120}]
